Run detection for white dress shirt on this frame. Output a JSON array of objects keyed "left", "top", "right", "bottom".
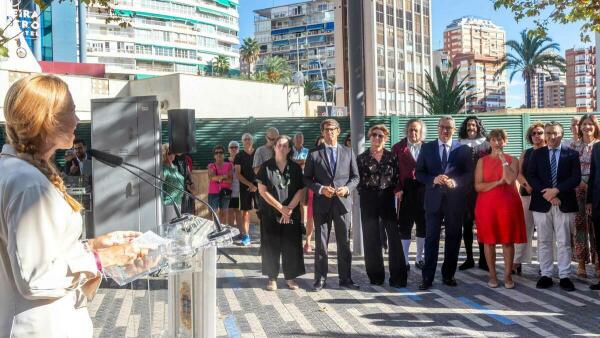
[
  {"left": 437, "top": 139, "right": 453, "bottom": 162},
  {"left": 0, "top": 144, "right": 99, "bottom": 337},
  {"left": 407, "top": 140, "right": 421, "bottom": 161}
]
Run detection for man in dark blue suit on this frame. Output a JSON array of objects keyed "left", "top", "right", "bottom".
[
  {"left": 527, "top": 121, "right": 580, "bottom": 292},
  {"left": 586, "top": 141, "right": 600, "bottom": 290},
  {"left": 415, "top": 116, "right": 474, "bottom": 290}
]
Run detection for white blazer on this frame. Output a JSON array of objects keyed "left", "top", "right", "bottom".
[{"left": 0, "top": 145, "right": 99, "bottom": 338}]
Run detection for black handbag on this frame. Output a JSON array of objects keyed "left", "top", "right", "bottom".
[{"left": 219, "top": 188, "right": 232, "bottom": 199}]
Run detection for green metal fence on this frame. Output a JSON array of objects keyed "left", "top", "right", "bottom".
[{"left": 0, "top": 112, "right": 581, "bottom": 169}]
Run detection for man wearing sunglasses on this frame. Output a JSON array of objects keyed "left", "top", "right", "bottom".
[
  {"left": 253, "top": 127, "right": 280, "bottom": 174},
  {"left": 415, "top": 116, "right": 474, "bottom": 290},
  {"left": 303, "top": 119, "right": 360, "bottom": 292}
]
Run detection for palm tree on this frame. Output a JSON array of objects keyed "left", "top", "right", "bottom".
[
  {"left": 496, "top": 30, "right": 566, "bottom": 108},
  {"left": 212, "top": 55, "right": 230, "bottom": 77},
  {"left": 240, "top": 37, "right": 260, "bottom": 76},
  {"left": 303, "top": 80, "right": 321, "bottom": 99},
  {"left": 261, "top": 56, "right": 292, "bottom": 83},
  {"left": 413, "top": 66, "right": 476, "bottom": 115}
]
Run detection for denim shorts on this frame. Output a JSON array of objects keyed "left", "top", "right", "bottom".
[{"left": 208, "top": 193, "right": 230, "bottom": 210}]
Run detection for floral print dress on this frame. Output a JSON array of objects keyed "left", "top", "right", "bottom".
[{"left": 571, "top": 139, "right": 599, "bottom": 265}]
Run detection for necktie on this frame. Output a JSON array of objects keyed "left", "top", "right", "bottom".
[
  {"left": 329, "top": 147, "right": 337, "bottom": 173},
  {"left": 550, "top": 149, "right": 558, "bottom": 188},
  {"left": 441, "top": 144, "right": 448, "bottom": 171}
]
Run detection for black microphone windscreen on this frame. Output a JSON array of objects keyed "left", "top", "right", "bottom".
[{"left": 89, "top": 149, "right": 124, "bottom": 167}]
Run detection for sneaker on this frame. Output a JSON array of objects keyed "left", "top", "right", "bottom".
[
  {"left": 240, "top": 234, "right": 251, "bottom": 246},
  {"left": 266, "top": 279, "right": 277, "bottom": 291}
]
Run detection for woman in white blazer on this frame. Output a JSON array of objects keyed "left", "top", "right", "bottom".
[{"left": 0, "top": 75, "right": 142, "bottom": 337}]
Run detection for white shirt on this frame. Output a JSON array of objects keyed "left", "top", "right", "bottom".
[
  {"left": 0, "top": 145, "right": 99, "bottom": 337},
  {"left": 437, "top": 139, "right": 453, "bottom": 162},
  {"left": 459, "top": 137, "right": 486, "bottom": 148},
  {"left": 407, "top": 140, "right": 421, "bottom": 161}
]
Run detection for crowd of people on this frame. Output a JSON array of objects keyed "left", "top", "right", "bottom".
[{"left": 210, "top": 116, "right": 600, "bottom": 293}]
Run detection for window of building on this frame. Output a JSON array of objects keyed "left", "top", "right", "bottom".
[
  {"left": 386, "top": 5, "right": 394, "bottom": 26},
  {"left": 376, "top": 3, "right": 384, "bottom": 23},
  {"left": 396, "top": 8, "right": 403, "bottom": 27}
]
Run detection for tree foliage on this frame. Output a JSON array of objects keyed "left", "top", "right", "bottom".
[
  {"left": 240, "top": 37, "right": 260, "bottom": 76},
  {"left": 493, "top": 0, "right": 600, "bottom": 42},
  {"left": 413, "top": 66, "right": 475, "bottom": 115},
  {"left": 260, "top": 56, "right": 291, "bottom": 83},
  {"left": 496, "top": 30, "right": 565, "bottom": 108},
  {"left": 212, "top": 55, "right": 230, "bottom": 76}
]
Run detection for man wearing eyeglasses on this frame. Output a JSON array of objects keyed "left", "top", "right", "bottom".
[
  {"left": 415, "top": 116, "right": 474, "bottom": 290},
  {"left": 303, "top": 119, "right": 360, "bottom": 292}
]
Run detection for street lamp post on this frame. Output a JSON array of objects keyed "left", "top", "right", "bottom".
[{"left": 315, "top": 55, "right": 329, "bottom": 116}]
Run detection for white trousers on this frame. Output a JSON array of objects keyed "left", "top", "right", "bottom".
[
  {"left": 515, "top": 196, "right": 535, "bottom": 264},
  {"left": 533, "top": 206, "right": 573, "bottom": 278}
]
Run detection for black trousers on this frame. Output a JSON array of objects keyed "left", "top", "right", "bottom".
[
  {"left": 398, "top": 179, "right": 426, "bottom": 239},
  {"left": 360, "top": 189, "right": 407, "bottom": 285},
  {"left": 422, "top": 194, "right": 464, "bottom": 283},
  {"left": 462, "top": 189, "right": 485, "bottom": 262},
  {"left": 314, "top": 208, "right": 352, "bottom": 282},
  {"left": 261, "top": 216, "right": 305, "bottom": 280}
]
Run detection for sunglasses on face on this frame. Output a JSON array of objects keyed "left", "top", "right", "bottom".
[
  {"left": 323, "top": 127, "right": 338, "bottom": 132},
  {"left": 371, "top": 133, "right": 385, "bottom": 139},
  {"left": 214, "top": 151, "right": 224, "bottom": 155},
  {"left": 532, "top": 131, "right": 544, "bottom": 136}
]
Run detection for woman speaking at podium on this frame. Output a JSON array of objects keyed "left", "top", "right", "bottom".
[{"left": 0, "top": 74, "right": 141, "bottom": 337}]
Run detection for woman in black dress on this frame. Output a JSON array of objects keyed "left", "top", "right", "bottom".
[
  {"left": 257, "top": 135, "right": 306, "bottom": 291},
  {"left": 357, "top": 124, "right": 407, "bottom": 287}
]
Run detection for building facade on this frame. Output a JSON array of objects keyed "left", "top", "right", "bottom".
[
  {"left": 443, "top": 16, "right": 506, "bottom": 113},
  {"left": 528, "top": 51, "right": 565, "bottom": 108},
  {"left": 542, "top": 80, "right": 566, "bottom": 108},
  {"left": 85, "top": 0, "right": 240, "bottom": 79},
  {"left": 432, "top": 49, "right": 450, "bottom": 75},
  {"left": 254, "top": 0, "right": 336, "bottom": 88},
  {"left": 360, "top": 0, "right": 433, "bottom": 116},
  {"left": 566, "top": 47, "right": 597, "bottom": 112}
]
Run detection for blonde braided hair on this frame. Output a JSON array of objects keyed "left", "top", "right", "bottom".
[{"left": 4, "top": 74, "right": 82, "bottom": 212}]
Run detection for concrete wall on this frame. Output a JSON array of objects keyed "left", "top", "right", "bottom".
[
  {"left": 0, "top": 69, "right": 129, "bottom": 121},
  {"left": 128, "top": 73, "right": 306, "bottom": 119}
]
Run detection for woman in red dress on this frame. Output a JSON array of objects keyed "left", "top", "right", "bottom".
[{"left": 475, "top": 129, "right": 527, "bottom": 289}]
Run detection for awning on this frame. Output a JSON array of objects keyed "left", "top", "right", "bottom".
[
  {"left": 288, "top": 26, "right": 306, "bottom": 33},
  {"left": 307, "top": 24, "right": 324, "bottom": 31}
]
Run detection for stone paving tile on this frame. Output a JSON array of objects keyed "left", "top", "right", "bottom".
[{"left": 90, "top": 224, "right": 600, "bottom": 337}]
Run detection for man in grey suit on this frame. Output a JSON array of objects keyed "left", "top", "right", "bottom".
[{"left": 303, "top": 119, "right": 360, "bottom": 291}]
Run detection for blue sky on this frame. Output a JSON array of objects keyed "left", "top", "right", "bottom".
[{"left": 238, "top": 0, "right": 591, "bottom": 108}]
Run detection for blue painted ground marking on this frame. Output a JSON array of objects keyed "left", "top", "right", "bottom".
[
  {"left": 457, "top": 296, "right": 515, "bottom": 325},
  {"left": 392, "top": 287, "right": 423, "bottom": 301},
  {"left": 224, "top": 314, "right": 241, "bottom": 338}
]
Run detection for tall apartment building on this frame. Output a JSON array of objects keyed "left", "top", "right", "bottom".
[
  {"left": 566, "top": 46, "right": 597, "bottom": 112},
  {"left": 254, "top": 1, "right": 336, "bottom": 87},
  {"left": 542, "top": 80, "right": 566, "bottom": 108},
  {"left": 357, "top": 0, "right": 433, "bottom": 116},
  {"left": 432, "top": 49, "right": 450, "bottom": 75},
  {"left": 529, "top": 51, "right": 565, "bottom": 108},
  {"left": 85, "top": 0, "right": 240, "bottom": 79},
  {"left": 443, "top": 17, "right": 506, "bottom": 112}
]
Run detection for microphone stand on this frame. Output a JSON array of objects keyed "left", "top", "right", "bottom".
[{"left": 90, "top": 149, "right": 238, "bottom": 264}]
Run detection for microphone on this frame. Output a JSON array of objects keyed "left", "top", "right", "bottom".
[
  {"left": 89, "top": 149, "right": 123, "bottom": 167},
  {"left": 91, "top": 151, "right": 182, "bottom": 219},
  {"left": 89, "top": 149, "right": 228, "bottom": 239}
]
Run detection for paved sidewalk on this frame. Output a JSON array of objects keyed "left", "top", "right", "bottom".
[{"left": 90, "top": 227, "right": 600, "bottom": 337}]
